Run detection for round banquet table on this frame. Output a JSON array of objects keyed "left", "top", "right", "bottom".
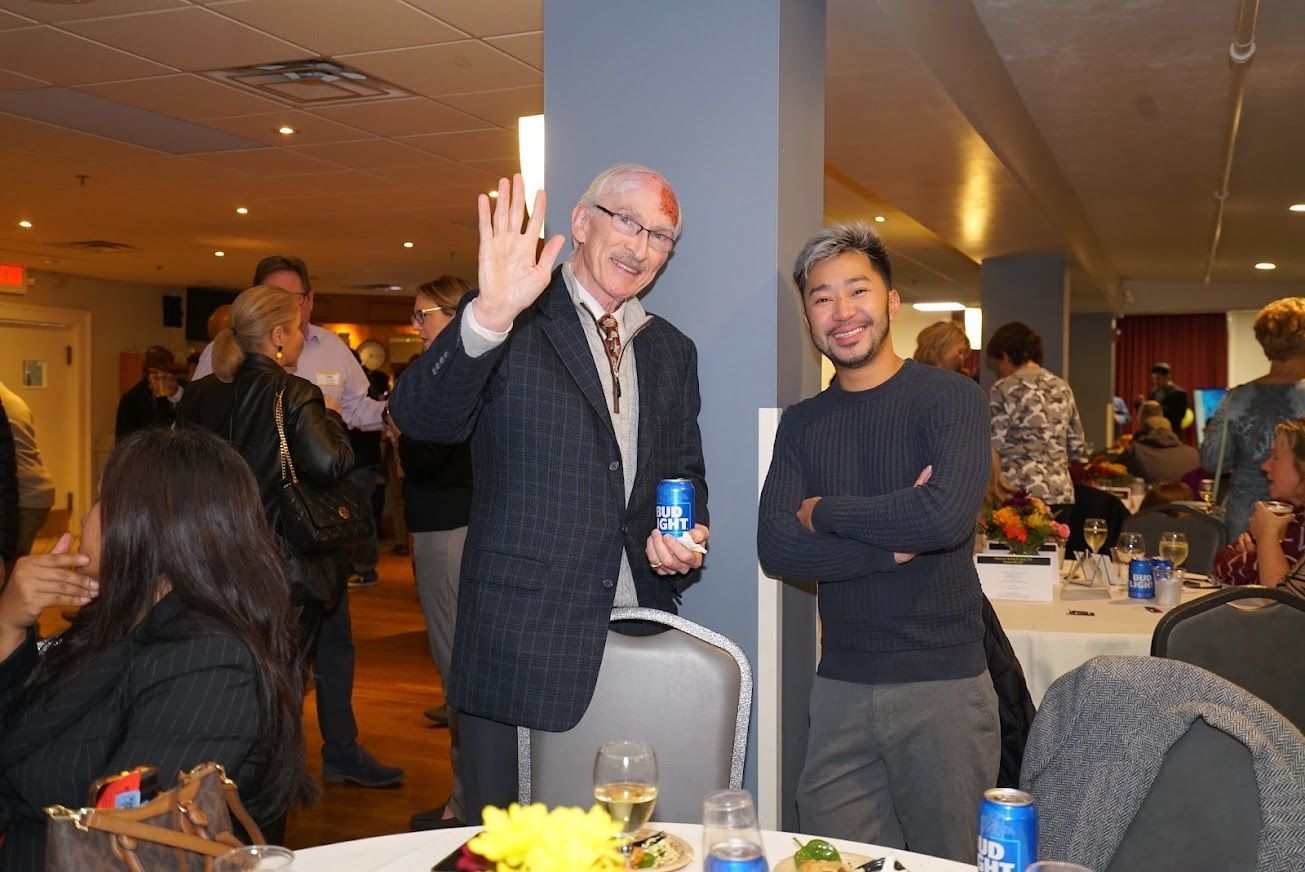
[
  {"left": 991, "top": 581, "right": 1210, "bottom": 706},
  {"left": 291, "top": 822, "right": 973, "bottom": 871}
]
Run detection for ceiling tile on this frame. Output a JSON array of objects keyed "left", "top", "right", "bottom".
[
  {"left": 311, "top": 97, "right": 490, "bottom": 138},
  {"left": 0, "top": 0, "right": 185, "bottom": 23},
  {"left": 0, "top": 8, "right": 36, "bottom": 29},
  {"left": 340, "top": 40, "right": 540, "bottom": 98},
  {"left": 397, "top": 128, "right": 518, "bottom": 162},
  {"left": 64, "top": 6, "right": 306, "bottom": 73},
  {"left": 485, "top": 32, "right": 541, "bottom": 70},
  {"left": 289, "top": 139, "right": 439, "bottom": 170},
  {"left": 267, "top": 170, "right": 404, "bottom": 196},
  {"left": 406, "top": 0, "right": 541, "bottom": 38},
  {"left": 366, "top": 161, "right": 496, "bottom": 187},
  {"left": 214, "top": 0, "right": 463, "bottom": 55},
  {"left": 0, "top": 67, "right": 46, "bottom": 92},
  {"left": 28, "top": 128, "right": 163, "bottom": 162},
  {"left": 81, "top": 74, "right": 283, "bottom": 121},
  {"left": 0, "top": 27, "right": 172, "bottom": 85},
  {"left": 198, "top": 110, "right": 373, "bottom": 145},
  {"left": 190, "top": 147, "right": 340, "bottom": 176},
  {"left": 0, "top": 109, "right": 59, "bottom": 145},
  {"left": 436, "top": 85, "right": 541, "bottom": 129},
  {"left": 463, "top": 157, "right": 522, "bottom": 179}
]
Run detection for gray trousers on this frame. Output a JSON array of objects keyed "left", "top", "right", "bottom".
[
  {"left": 797, "top": 671, "right": 998, "bottom": 863},
  {"left": 413, "top": 526, "right": 466, "bottom": 819}
]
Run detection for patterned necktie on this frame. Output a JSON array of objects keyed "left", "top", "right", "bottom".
[{"left": 596, "top": 313, "right": 623, "bottom": 414}]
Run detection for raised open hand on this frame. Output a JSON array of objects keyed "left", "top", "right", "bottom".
[{"left": 474, "top": 174, "right": 567, "bottom": 333}]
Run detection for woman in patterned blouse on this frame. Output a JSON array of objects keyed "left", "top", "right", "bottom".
[{"left": 1212, "top": 416, "right": 1305, "bottom": 597}]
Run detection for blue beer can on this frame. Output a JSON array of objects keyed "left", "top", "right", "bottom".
[
  {"left": 978, "top": 788, "right": 1037, "bottom": 872},
  {"left": 656, "top": 478, "right": 695, "bottom": 539},
  {"left": 704, "top": 840, "right": 767, "bottom": 872},
  {"left": 1150, "top": 557, "right": 1173, "bottom": 585},
  {"left": 1128, "top": 557, "right": 1155, "bottom": 599}
]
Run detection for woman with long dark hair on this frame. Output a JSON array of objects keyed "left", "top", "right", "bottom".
[{"left": 0, "top": 427, "right": 311, "bottom": 868}]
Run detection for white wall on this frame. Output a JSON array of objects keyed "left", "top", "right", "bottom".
[{"left": 1227, "top": 309, "right": 1268, "bottom": 387}]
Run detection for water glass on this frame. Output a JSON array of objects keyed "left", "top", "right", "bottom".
[
  {"left": 702, "top": 789, "right": 767, "bottom": 872},
  {"left": 215, "top": 846, "right": 295, "bottom": 871},
  {"left": 1156, "top": 575, "right": 1182, "bottom": 608}
]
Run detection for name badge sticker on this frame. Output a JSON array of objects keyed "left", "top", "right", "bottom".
[{"left": 315, "top": 371, "right": 343, "bottom": 387}]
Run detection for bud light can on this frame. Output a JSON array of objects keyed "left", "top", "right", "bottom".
[
  {"left": 1150, "top": 557, "right": 1173, "bottom": 585},
  {"left": 978, "top": 788, "right": 1037, "bottom": 872},
  {"left": 656, "top": 478, "right": 694, "bottom": 539},
  {"left": 1128, "top": 557, "right": 1155, "bottom": 599},
  {"left": 704, "top": 840, "right": 767, "bottom": 872}
]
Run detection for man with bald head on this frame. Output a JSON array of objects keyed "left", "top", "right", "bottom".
[{"left": 390, "top": 166, "right": 710, "bottom": 821}]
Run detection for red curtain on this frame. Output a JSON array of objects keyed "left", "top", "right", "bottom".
[{"left": 1114, "top": 314, "right": 1227, "bottom": 446}]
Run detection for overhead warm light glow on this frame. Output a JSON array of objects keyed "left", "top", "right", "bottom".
[
  {"left": 874, "top": 215, "right": 885, "bottom": 223},
  {"left": 518, "top": 114, "right": 545, "bottom": 234},
  {"left": 387, "top": 285, "right": 402, "bottom": 291},
  {"left": 964, "top": 308, "right": 983, "bottom": 350},
  {"left": 277, "top": 126, "right": 295, "bottom": 135},
  {"left": 487, "top": 190, "right": 499, "bottom": 199},
  {"left": 17, "top": 220, "right": 32, "bottom": 229},
  {"left": 913, "top": 302, "right": 967, "bottom": 312},
  {"left": 1289, "top": 204, "right": 1305, "bottom": 212},
  {"left": 214, "top": 251, "right": 225, "bottom": 257},
  {"left": 402, "top": 241, "right": 414, "bottom": 249},
  {"left": 1255, "top": 262, "right": 1276, "bottom": 270},
  {"left": 235, "top": 207, "right": 248, "bottom": 215}
]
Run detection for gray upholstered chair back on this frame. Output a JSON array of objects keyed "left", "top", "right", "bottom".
[
  {"left": 1152, "top": 585, "right": 1305, "bottom": 732},
  {"left": 1119, "top": 505, "right": 1227, "bottom": 574},
  {"left": 517, "top": 608, "right": 751, "bottom": 823}
]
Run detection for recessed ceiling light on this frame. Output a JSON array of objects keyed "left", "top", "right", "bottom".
[
  {"left": 277, "top": 126, "right": 295, "bottom": 136},
  {"left": 1255, "top": 262, "right": 1276, "bottom": 270},
  {"left": 913, "top": 302, "right": 967, "bottom": 312},
  {"left": 402, "top": 241, "right": 414, "bottom": 249},
  {"left": 17, "top": 220, "right": 32, "bottom": 229},
  {"left": 873, "top": 215, "right": 885, "bottom": 223},
  {"left": 1290, "top": 204, "right": 1305, "bottom": 212},
  {"left": 235, "top": 207, "right": 248, "bottom": 215},
  {"left": 214, "top": 250, "right": 226, "bottom": 257},
  {"left": 387, "top": 285, "right": 402, "bottom": 291}
]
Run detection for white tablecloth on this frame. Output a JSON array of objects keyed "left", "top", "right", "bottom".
[
  {"left": 991, "top": 582, "right": 1206, "bottom": 705},
  {"left": 291, "top": 822, "right": 973, "bottom": 871}
]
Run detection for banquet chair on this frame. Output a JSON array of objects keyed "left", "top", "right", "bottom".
[
  {"left": 1119, "top": 504, "right": 1227, "bottom": 575},
  {"left": 1152, "top": 585, "right": 1305, "bottom": 732},
  {"left": 1020, "top": 656, "right": 1304, "bottom": 872},
  {"left": 517, "top": 608, "right": 752, "bottom": 823},
  {"left": 1064, "top": 483, "right": 1128, "bottom": 555}
]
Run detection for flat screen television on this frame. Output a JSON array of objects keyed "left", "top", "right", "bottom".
[{"left": 1193, "top": 387, "right": 1227, "bottom": 445}]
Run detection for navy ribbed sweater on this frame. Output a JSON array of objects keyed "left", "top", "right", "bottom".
[{"left": 758, "top": 359, "right": 990, "bottom": 684}]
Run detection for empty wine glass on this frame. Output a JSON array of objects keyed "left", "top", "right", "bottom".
[
  {"left": 1113, "top": 531, "right": 1145, "bottom": 584},
  {"left": 594, "top": 740, "right": 658, "bottom": 853}
]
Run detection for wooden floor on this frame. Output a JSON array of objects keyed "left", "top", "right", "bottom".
[
  {"left": 37, "top": 539, "right": 454, "bottom": 851},
  {"left": 287, "top": 544, "right": 453, "bottom": 849}
]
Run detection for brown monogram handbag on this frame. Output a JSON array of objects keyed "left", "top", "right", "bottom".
[{"left": 43, "top": 762, "right": 265, "bottom": 871}]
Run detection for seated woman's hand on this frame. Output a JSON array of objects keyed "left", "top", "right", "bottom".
[
  {"left": 0, "top": 533, "right": 96, "bottom": 635},
  {"left": 1232, "top": 531, "right": 1257, "bottom": 553},
  {"left": 1247, "top": 501, "right": 1292, "bottom": 547}
]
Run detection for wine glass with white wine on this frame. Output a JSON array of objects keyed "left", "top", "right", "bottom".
[
  {"left": 594, "top": 740, "right": 658, "bottom": 854},
  {"left": 1159, "top": 531, "right": 1189, "bottom": 580},
  {"left": 1198, "top": 478, "right": 1215, "bottom": 508}
]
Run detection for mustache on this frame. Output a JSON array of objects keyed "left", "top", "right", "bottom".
[{"left": 611, "top": 253, "right": 645, "bottom": 272}]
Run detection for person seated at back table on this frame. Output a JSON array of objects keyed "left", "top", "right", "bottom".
[
  {"left": 1212, "top": 417, "right": 1305, "bottom": 597},
  {"left": 1119, "top": 415, "right": 1200, "bottom": 484},
  {"left": 0, "top": 427, "right": 312, "bottom": 868},
  {"left": 1139, "top": 481, "right": 1194, "bottom": 512}
]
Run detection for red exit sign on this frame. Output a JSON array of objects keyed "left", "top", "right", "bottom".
[{"left": 0, "top": 264, "right": 25, "bottom": 287}]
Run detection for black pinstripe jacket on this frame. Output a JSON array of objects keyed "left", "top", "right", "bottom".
[
  {"left": 389, "top": 271, "right": 708, "bottom": 731},
  {"left": 0, "top": 595, "right": 270, "bottom": 870}
]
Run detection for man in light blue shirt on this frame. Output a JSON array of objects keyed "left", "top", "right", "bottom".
[{"left": 192, "top": 255, "right": 402, "bottom": 788}]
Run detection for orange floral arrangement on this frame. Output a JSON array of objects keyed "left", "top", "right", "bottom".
[
  {"left": 1070, "top": 458, "right": 1132, "bottom": 487},
  {"left": 981, "top": 491, "right": 1070, "bottom": 555}
]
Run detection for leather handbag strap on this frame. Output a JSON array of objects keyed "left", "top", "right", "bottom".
[
  {"left": 274, "top": 385, "right": 299, "bottom": 485},
  {"left": 221, "top": 778, "right": 265, "bottom": 845},
  {"left": 77, "top": 812, "right": 232, "bottom": 858}
]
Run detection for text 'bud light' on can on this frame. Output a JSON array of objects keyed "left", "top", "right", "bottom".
[
  {"left": 656, "top": 479, "right": 695, "bottom": 538},
  {"left": 978, "top": 788, "right": 1037, "bottom": 872},
  {"left": 1128, "top": 557, "right": 1155, "bottom": 599}
]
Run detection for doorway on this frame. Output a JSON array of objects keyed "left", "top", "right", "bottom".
[{"left": 0, "top": 302, "right": 92, "bottom": 539}]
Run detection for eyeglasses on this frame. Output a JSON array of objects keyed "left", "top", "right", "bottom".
[
  {"left": 592, "top": 204, "right": 677, "bottom": 252},
  {"left": 410, "top": 305, "right": 450, "bottom": 327}
]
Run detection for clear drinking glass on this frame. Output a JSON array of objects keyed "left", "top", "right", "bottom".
[
  {"left": 214, "top": 846, "right": 295, "bottom": 871},
  {"left": 1113, "top": 531, "right": 1144, "bottom": 585},
  {"left": 1198, "top": 478, "right": 1215, "bottom": 507},
  {"left": 593, "top": 740, "right": 658, "bottom": 852},
  {"left": 1083, "top": 518, "right": 1108, "bottom": 556},
  {"left": 1159, "top": 531, "right": 1189, "bottom": 579},
  {"left": 701, "top": 789, "right": 767, "bottom": 872}
]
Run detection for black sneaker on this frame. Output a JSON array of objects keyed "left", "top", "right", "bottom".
[
  {"left": 410, "top": 804, "right": 467, "bottom": 831},
  {"left": 322, "top": 746, "right": 404, "bottom": 788},
  {"left": 346, "top": 572, "right": 379, "bottom": 589},
  {"left": 423, "top": 706, "right": 449, "bottom": 727}
]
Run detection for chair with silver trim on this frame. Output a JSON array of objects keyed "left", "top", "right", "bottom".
[
  {"left": 517, "top": 608, "right": 752, "bottom": 823},
  {"left": 1119, "top": 504, "right": 1227, "bottom": 575}
]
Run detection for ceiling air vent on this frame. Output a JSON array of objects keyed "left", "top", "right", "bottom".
[
  {"left": 54, "top": 240, "right": 135, "bottom": 253},
  {"left": 207, "top": 59, "right": 411, "bottom": 106}
]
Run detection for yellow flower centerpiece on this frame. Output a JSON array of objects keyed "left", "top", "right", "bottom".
[{"left": 462, "top": 803, "right": 625, "bottom": 872}]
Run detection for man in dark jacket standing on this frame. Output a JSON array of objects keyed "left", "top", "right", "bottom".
[
  {"left": 390, "top": 168, "right": 709, "bottom": 822},
  {"left": 115, "top": 346, "right": 182, "bottom": 439}
]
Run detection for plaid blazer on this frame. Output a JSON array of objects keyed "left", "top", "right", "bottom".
[{"left": 390, "top": 271, "right": 708, "bottom": 731}]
